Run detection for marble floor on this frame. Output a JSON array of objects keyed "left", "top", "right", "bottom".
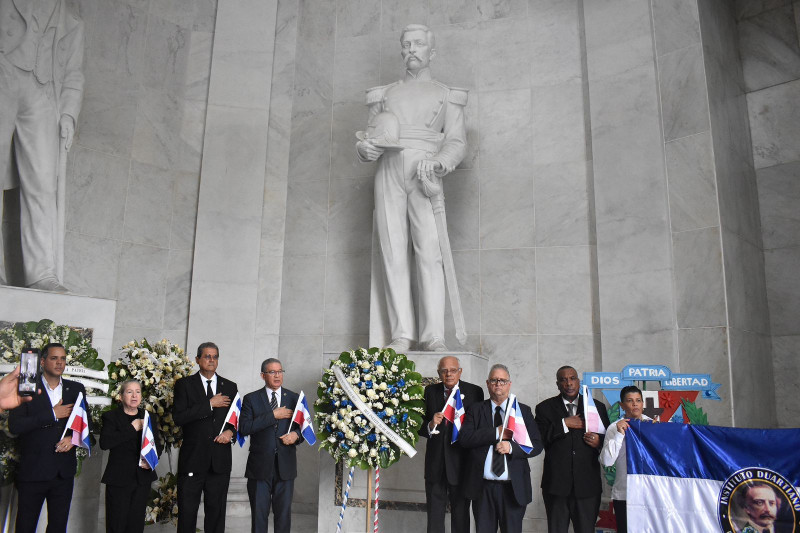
[{"left": 145, "top": 512, "right": 319, "bottom": 532}]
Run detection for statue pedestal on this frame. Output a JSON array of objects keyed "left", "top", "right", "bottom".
[
  {"left": 316, "top": 350, "right": 487, "bottom": 533},
  {"left": 0, "top": 286, "right": 116, "bottom": 533},
  {"left": 0, "top": 285, "right": 117, "bottom": 360}
]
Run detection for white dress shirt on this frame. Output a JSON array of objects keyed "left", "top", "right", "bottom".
[
  {"left": 483, "top": 401, "right": 509, "bottom": 481},
  {"left": 42, "top": 374, "right": 62, "bottom": 420},
  {"left": 561, "top": 395, "right": 580, "bottom": 433},
  {"left": 599, "top": 415, "right": 652, "bottom": 500},
  {"left": 267, "top": 386, "right": 282, "bottom": 408}
]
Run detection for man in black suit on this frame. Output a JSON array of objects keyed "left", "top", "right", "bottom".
[
  {"left": 419, "top": 355, "right": 484, "bottom": 533},
  {"left": 8, "top": 342, "right": 87, "bottom": 533},
  {"left": 460, "top": 363, "right": 543, "bottom": 533},
  {"left": 239, "top": 357, "right": 303, "bottom": 533},
  {"left": 535, "top": 366, "right": 610, "bottom": 533},
  {"left": 173, "top": 341, "right": 238, "bottom": 533}
]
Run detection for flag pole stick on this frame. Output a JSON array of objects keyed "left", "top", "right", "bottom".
[
  {"left": 59, "top": 391, "right": 83, "bottom": 441},
  {"left": 431, "top": 387, "right": 458, "bottom": 436},
  {"left": 366, "top": 468, "right": 373, "bottom": 531},
  {"left": 284, "top": 392, "right": 302, "bottom": 437},
  {"left": 218, "top": 394, "right": 238, "bottom": 436}
]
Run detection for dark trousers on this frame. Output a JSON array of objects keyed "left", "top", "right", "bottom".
[
  {"left": 247, "top": 459, "right": 294, "bottom": 533},
  {"left": 15, "top": 476, "right": 74, "bottom": 533},
  {"left": 177, "top": 469, "right": 231, "bottom": 533},
  {"left": 475, "top": 481, "right": 525, "bottom": 533},
  {"left": 425, "top": 477, "right": 472, "bottom": 533},
  {"left": 105, "top": 483, "right": 150, "bottom": 533},
  {"left": 613, "top": 499, "right": 627, "bottom": 533},
  {"left": 542, "top": 491, "right": 601, "bottom": 533}
]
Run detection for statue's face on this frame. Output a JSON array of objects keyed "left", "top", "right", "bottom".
[{"left": 401, "top": 29, "right": 434, "bottom": 71}]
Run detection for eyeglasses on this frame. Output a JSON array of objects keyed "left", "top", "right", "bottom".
[
  {"left": 262, "top": 370, "right": 285, "bottom": 376},
  {"left": 200, "top": 355, "right": 219, "bottom": 361},
  {"left": 437, "top": 368, "right": 461, "bottom": 375},
  {"left": 488, "top": 379, "right": 510, "bottom": 386}
]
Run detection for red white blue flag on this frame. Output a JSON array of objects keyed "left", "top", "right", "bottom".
[
  {"left": 503, "top": 393, "right": 534, "bottom": 454},
  {"left": 582, "top": 385, "right": 606, "bottom": 434},
  {"left": 62, "top": 391, "right": 91, "bottom": 456},
  {"left": 140, "top": 410, "right": 159, "bottom": 469},
  {"left": 289, "top": 391, "right": 316, "bottom": 445},
  {"left": 220, "top": 393, "right": 246, "bottom": 447},
  {"left": 441, "top": 386, "right": 466, "bottom": 444}
]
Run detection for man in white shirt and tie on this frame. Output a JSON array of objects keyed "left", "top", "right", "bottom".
[
  {"left": 173, "top": 342, "right": 238, "bottom": 533},
  {"left": 460, "top": 364, "right": 543, "bottom": 533}
]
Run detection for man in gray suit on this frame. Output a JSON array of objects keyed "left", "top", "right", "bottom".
[
  {"left": 239, "top": 358, "right": 303, "bottom": 533},
  {"left": 0, "top": 0, "right": 84, "bottom": 290}
]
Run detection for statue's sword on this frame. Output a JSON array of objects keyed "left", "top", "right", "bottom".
[{"left": 430, "top": 191, "right": 467, "bottom": 346}]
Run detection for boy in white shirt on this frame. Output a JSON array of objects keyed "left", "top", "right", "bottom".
[{"left": 599, "top": 385, "right": 652, "bottom": 533}]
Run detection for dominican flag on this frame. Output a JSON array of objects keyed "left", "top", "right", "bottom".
[
  {"left": 503, "top": 394, "right": 534, "bottom": 454},
  {"left": 288, "top": 391, "right": 316, "bottom": 445},
  {"left": 220, "top": 393, "right": 246, "bottom": 447},
  {"left": 442, "top": 386, "right": 466, "bottom": 444},
  {"left": 582, "top": 385, "right": 606, "bottom": 434},
  {"left": 140, "top": 410, "right": 159, "bottom": 469},
  {"left": 625, "top": 420, "right": 800, "bottom": 532},
  {"left": 61, "top": 392, "right": 91, "bottom": 456}
]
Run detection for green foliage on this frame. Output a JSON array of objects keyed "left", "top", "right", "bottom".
[
  {"left": 604, "top": 465, "right": 617, "bottom": 487},
  {"left": 681, "top": 399, "right": 709, "bottom": 425}
]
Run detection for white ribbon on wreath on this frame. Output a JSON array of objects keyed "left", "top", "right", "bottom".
[{"left": 331, "top": 366, "right": 416, "bottom": 458}]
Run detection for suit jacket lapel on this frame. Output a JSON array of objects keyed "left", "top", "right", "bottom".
[
  {"left": 194, "top": 372, "right": 206, "bottom": 398},
  {"left": 434, "top": 383, "right": 446, "bottom": 412},
  {"left": 482, "top": 400, "right": 493, "bottom": 428}
]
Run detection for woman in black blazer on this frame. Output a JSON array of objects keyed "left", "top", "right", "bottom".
[{"left": 100, "top": 379, "right": 163, "bottom": 533}]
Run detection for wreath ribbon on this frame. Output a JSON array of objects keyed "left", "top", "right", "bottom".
[{"left": 332, "top": 366, "right": 417, "bottom": 458}]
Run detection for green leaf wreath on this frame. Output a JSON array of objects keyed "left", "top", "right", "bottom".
[{"left": 316, "top": 347, "right": 424, "bottom": 469}]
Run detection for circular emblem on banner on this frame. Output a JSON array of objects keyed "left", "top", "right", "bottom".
[{"left": 718, "top": 467, "right": 800, "bottom": 533}]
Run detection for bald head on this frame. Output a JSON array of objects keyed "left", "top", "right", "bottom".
[{"left": 437, "top": 356, "right": 462, "bottom": 388}]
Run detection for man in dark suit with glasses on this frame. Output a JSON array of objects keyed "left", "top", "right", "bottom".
[
  {"left": 420, "top": 355, "right": 484, "bottom": 532},
  {"left": 173, "top": 341, "right": 238, "bottom": 533},
  {"left": 239, "top": 358, "right": 303, "bottom": 533}
]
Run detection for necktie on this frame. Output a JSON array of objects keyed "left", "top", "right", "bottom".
[
  {"left": 271, "top": 391, "right": 278, "bottom": 410},
  {"left": 444, "top": 388, "right": 452, "bottom": 400},
  {"left": 492, "top": 405, "right": 505, "bottom": 476},
  {"left": 567, "top": 403, "right": 575, "bottom": 417},
  {"left": 206, "top": 379, "right": 213, "bottom": 400}
]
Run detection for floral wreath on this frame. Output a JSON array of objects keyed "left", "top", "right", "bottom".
[{"left": 315, "top": 347, "right": 424, "bottom": 469}]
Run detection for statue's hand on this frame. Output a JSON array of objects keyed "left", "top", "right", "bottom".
[
  {"left": 356, "top": 140, "right": 384, "bottom": 161},
  {"left": 418, "top": 159, "right": 443, "bottom": 197},
  {"left": 60, "top": 115, "right": 75, "bottom": 151}
]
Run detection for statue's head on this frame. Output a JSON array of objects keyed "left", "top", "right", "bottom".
[{"left": 400, "top": 24, "right": 436, "bottom": 71}]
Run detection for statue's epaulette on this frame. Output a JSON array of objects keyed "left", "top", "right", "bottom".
[
  {"left": 365, "top": 82, "right": 398, "bottom": 105},
  {"left": 447, "top": 86, "right": 469, "bottom": 106}
]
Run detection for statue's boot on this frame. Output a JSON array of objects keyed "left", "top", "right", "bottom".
[
  {"left": 385, "top": 338, "right": 412, "bottom": 353},
  {"left": 420, "top": 338, "right": 448, "bottom": 352},
  {"left": 27, "top": 276, "right": 68, "bottom": 293}
]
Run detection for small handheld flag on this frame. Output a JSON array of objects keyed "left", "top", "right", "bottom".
[
  {"left": 502, "top": 393, "right": 534, "bottom": 453},
  {"left": 582, "top": 385, "right": 606, "bottom": 434},
  {"left": 441, "top": 387, "right": 466, "bottom": 444},
  {"left": 61, "top": 392, "right": 91, "bottom": 456},
  {"left": 286, "top": 391, "right": 316, "bottom": 445},
  {"left": 140, "top": 410, "right": 159, "bottom": 469},
  {"left": 220, "top": 393, "right": 246, "bottom": 447}
]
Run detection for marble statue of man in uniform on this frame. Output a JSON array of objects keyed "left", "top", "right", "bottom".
[
  {"left": 356, "top": 24, "right": 468, "bottom": 353},
  {"left": 0, "top": 0, "right": 84, "bottom": 291}
]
